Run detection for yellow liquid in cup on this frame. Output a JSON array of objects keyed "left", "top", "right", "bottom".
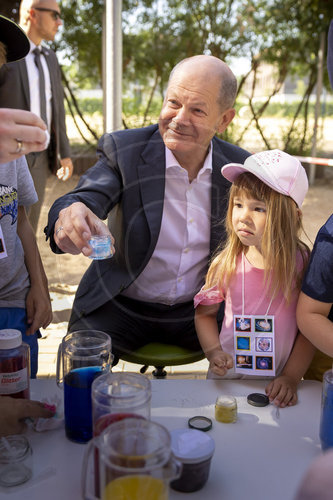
[{"left": 103, "top": 475, "right": 168, "bottom": 500}]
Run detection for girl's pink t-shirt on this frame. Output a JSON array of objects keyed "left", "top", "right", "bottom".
[{"left": 194, "top": 253, "right": 303, "bottom": 377}]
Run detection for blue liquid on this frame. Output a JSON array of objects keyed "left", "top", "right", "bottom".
[
  {"left": 64, "top": 366, "right": 103, "bottom": 443},
  {"left": 320, "top": 384, "right": 333, "bottom": 450}
]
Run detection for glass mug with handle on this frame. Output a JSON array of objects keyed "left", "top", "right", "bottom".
[
  {"left": 82, "top": 418, "right": 182, "bottom": 500},
  {"left": 92, "top": 372, "right": 152, "bottom": 496},
  {"left": 56, "top": 330, "right": 112, "bottom": 443}
]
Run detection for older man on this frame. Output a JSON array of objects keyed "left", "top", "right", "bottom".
[
  {"left": 0, "top": 1, "right": 73, "bottom": 232},
  {"left": 46, "top": 55, "right": 250, "bottom": 364}
]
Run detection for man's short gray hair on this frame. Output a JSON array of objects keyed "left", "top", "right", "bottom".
[{"left": 168, "top": 57, "right": 238, "bottom": 111}]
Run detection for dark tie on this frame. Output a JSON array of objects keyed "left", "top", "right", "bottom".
[{"left": 33, "top": 47, "right": 47, "bottom": 126}]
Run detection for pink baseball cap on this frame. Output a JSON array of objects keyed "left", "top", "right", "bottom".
[{"left": 221, "top": 149, "right": 308, "bottom": 207}]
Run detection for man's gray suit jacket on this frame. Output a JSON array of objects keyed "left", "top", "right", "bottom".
[
  {"left": 45, "top": 124, "right": 250, "bottom": 321},
  {"left": 0, "top": 45, "right": 70, "bottom": 172}
]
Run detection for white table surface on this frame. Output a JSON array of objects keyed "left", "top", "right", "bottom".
[{"left": 1, "top": 378, "right": 322, "bottom": 500}]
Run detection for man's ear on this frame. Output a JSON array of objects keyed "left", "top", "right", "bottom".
[{"left": 217, "top": 108, "right": 236, "bottom": 134}]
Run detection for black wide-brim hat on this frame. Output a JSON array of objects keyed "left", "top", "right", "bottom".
[{"left": 0, "top": 15, "right": 30, "bottom": 62}]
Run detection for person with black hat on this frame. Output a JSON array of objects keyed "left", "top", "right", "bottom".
[
  {"left": 0, "top": 15, "right": 49, "bottom": 163},
  {"left": 0, "top": 1, "right": 73, "bottom": 232},
  {"left": 0, "top": 14, "right": 52, "bottom": 379}
]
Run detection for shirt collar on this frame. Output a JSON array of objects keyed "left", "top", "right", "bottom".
[{"left": 165, "top": 142, "right": 213, "bottom": 174}]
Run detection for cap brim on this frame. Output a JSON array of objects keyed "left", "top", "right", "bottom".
[
  {"left": 0, "top": 16, "right": 30, "bottom": 62},
  {"left": 221, "top": 163, "right": 250, "bottom": 182}
]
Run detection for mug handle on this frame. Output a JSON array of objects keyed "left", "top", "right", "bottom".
[
  {"left": 81, "top": 439, "right": 99, "bottom": 500},
  {"left": 56, "top": 343, "right": 63, "bottom": 388}
]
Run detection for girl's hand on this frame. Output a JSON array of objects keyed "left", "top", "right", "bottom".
[
  {"left": 265, "top": 375, "right": 298, "bottom": 408},
  {"left": 209, "top": 350, "right": 233, "bottom": 377},
  {"left": 25, "top": 284, "right": 53, "bottom": 335}
]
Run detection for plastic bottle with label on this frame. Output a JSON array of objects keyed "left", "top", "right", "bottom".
[{"left": 0, "top": 329, "right": 30, "bottom": 399}]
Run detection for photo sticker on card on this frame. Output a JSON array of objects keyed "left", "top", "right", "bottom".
[
  {"left": 236, "top": 336, "right": 251, "bottom": 351},
  {"left": 256, "top": 337, "right": 272, "bottom": 353},
  {"left": 255, "top": 318, "right": 273, "bottom": 333},
  {"left": 256, "top": 356, "right": 273, "bottom": 371},
  {"left": 236, "top": 355, "right": 253, "bottom": 369},
  {"left": 235, "top": 317, "right": 251, "bottom": 332}
]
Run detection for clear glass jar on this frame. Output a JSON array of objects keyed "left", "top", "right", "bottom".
[
  {"left": 0, "top": 435, "right": 33, "bottom": 487},
  {"left": 215, "top": 395, "right": 237, "bottom": 423}
]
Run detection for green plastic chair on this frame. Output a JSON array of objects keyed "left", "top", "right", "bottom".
[{"left": 120, "top": 342, "right": 205, "bottom": 378}]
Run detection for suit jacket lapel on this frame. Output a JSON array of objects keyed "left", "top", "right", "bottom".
[
  {"left": 210, "top": 138, "right": 232, "bottom": 253},
  {"left": 138, "top": 129, "right": 166, "bottom": 251},
  {"left": 18, "top": 59, "right": 30, "bottom": 109}
]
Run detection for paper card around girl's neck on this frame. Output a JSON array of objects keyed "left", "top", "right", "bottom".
[{"left": 233, "top": 315, "right": 275, "bottom": 376}]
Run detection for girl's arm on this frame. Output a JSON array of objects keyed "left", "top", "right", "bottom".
[
  {"left": 265, "top": 332, "right": 316, "bottom": 408},
  {"left": 17, "top": 206, "right": 53, "bottom": 335},
  {"left": 195, "top": 303, "right": 233, "bottom": 376},
  {"left": 297, "top": 292, "right": 333, "bottom": 356}
]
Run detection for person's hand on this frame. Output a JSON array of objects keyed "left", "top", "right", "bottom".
[
  {"left": 56, "top": 157, "right": 74, "bottom": 181},
  {"left": 208, "top": 349, "right": 233, "bottom": 377},
  {"left": 265, "top": 375, "right": 298, "bottom": 408},
  {"left": 0, "top": 397, "right": 55, "bottom": 437},
  {"left": 25, "top": 284, "right": 53, "bottom": 336},
  {"left": 54, "top": 202, "right": 115, "bottom": 257},
  {"left": 0, "top": 109, "right": 48, "bottom": 164}
]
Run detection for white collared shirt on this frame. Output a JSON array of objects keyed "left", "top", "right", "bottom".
[
  {"left": 122, "top": 144, "right": 213, "bottom": 305},
  {"left": 25, "top": 40, "right": 52, "bottom": 134}
]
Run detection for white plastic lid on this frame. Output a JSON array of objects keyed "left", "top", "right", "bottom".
[
  {"left": 170, "top": 428, "right": 215, "bottom": 464},
  {"left": 0, "top": 329, "right": 22, "bottom": 349}
]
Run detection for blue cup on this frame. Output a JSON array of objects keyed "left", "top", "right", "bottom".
[
  {"left": 56, "top": 330, "right": 112, "bottom": 443},
  {"left": 320, "top": 369, "right": 333, "bottom": 450}
]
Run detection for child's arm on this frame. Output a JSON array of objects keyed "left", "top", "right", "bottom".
[
  {"left": 265, "top": 332, "right": 316, "bottom": 408},
  {"left": 296, "top": 292, "right": 333, "bottom": 356},
  {"left": 195, "top": 303, "right": 233, "bottom": 376},
  {"left": 17, "top": 206, "right": 53, "bottom": 335}
]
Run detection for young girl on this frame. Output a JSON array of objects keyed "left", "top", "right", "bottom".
[{"left": 194, "top": 149, "right": 315, "bottom": 408}]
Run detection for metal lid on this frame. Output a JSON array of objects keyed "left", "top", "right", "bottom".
[
  {"left": 0, "top": 329, "right": 22, "bottom": 349},
  {"left": 247, "top": 393, "right": 269, "bottom": 407},
  {"left": 188, "top": 415, "right": 212, "bottom": 432},
  {"left": 171, "top": 428, "right": 215, "bottom": 464}
]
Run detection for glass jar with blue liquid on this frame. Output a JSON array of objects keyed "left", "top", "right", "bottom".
[
  {"left": 320, "top": 369, "right": 333, "bottom": 450},
  {"left": 56, "top": 330, "right": 112, "bottom": 443}
]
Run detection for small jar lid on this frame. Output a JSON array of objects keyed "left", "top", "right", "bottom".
[
  {"left": 170, "top": 428, "right": 215, "bottom": 464},
  {"left": 188, "top": 415, "right": 212, "bottom": 432},
  {"left": 0, "top": 329, "right": 22, "bottom": 349},
  {"left": 247, "top": 393, "right": 269, "bottom": 407}
]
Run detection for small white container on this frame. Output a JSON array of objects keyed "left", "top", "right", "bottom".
[{"left": 170, "top": 428, "right": 215, "bottom": 492}]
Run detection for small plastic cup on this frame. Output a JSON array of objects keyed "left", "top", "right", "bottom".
[
  {"left": 0, "top": 435, "right": 33, "bottom": 487},
  {"left": 88, "top": 235, "right": 113, "bottom": 260}
]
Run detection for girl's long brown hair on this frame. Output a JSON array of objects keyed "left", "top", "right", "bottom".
[{"left": 205, "top": 173, "right": 310, "bottom": 303}]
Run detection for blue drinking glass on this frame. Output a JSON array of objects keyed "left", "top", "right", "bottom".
[{"left": 56, "top": 330, "right": 112, "bottom": 443}]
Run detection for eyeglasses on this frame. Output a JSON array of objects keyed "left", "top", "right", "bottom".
[{"left": 34, "top": 7, "right": 62, "bottom": 21}]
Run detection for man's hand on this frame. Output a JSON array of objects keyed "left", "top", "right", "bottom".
[
  {"left": 0, "top": 109, "right": 48, "bottom": 164},
  {"left": 0, "top": 397, "right": 55, "bottom": 437},
  {"left": 54, "top": 202, "right": 115, "bottom": 256},
  {"left": 56, "top": 157, "right": 74, "bottom": 181}
]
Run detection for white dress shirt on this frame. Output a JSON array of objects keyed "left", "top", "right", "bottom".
[
  {"left": 122, "top": 144, "right": 213, "bottom": 305},
  {"left": 25, "top": 40, "right": 52, "bottom": 135}
]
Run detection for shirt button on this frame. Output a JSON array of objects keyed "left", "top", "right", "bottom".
[
  {"left": 178, "top": 277, "right": 183, "bottom": 283},
  {"left": 184, "top": 248, "right": 189, "bottom": 253}
]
